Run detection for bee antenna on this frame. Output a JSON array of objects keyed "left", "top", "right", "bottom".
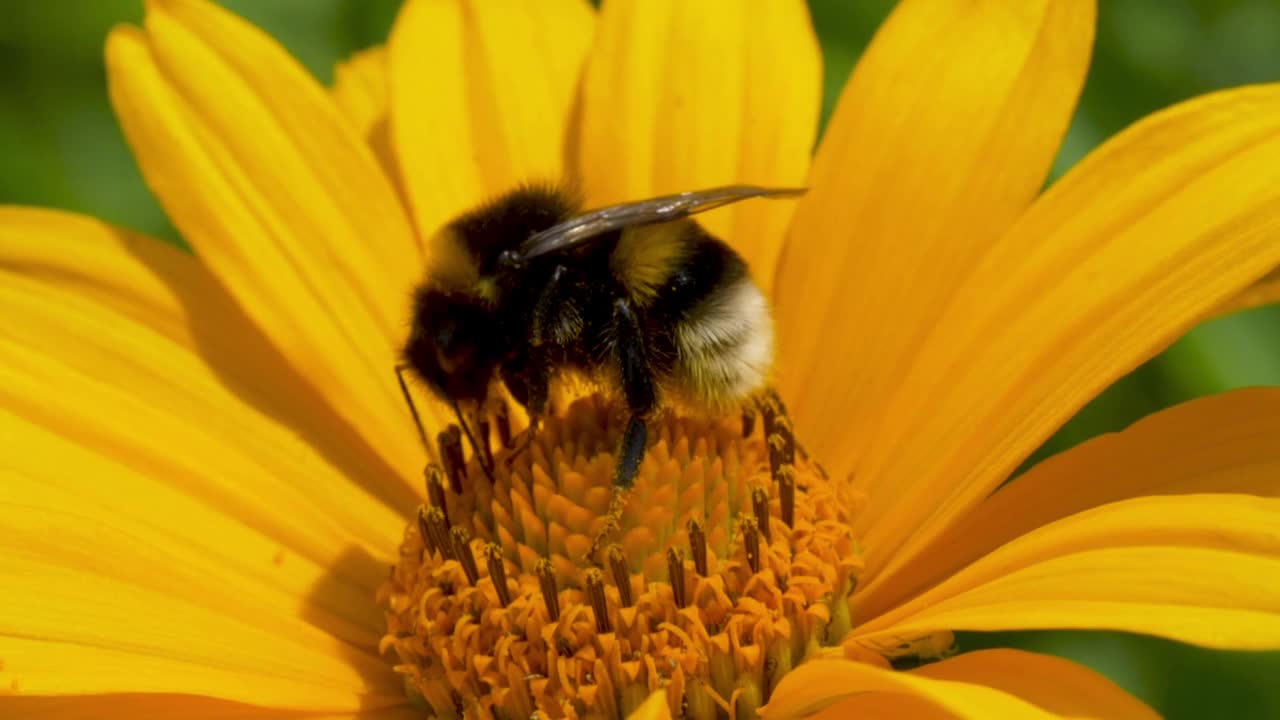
[
  {"left": 394, "top": 363, "right": 429, "bottom": 450},
  {"left": 452, "top": 398, "right": 497, "bottom": 484}
]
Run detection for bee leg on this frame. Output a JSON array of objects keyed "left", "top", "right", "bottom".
[
  {"left": 611, "top": 298, "right": 656, "bottom": 489},
  {"left": 393, "top": 362, "right": 429, "bottom": 450},
  {"left": 616, "top": 417, "right": 647, "bottom": 489},
  {"left": 500, "top": 353, "right": 551, "bottom": 465},
  {"left": 505, "top": 415, "right": 541, "bottom": 467},
  {"left": 531, "top": 265, "right": 570, "bottom": 346}
]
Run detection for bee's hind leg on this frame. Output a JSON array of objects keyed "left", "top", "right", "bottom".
[
  {"left": 611, "top": 298, "right": 656, "bottom": 489},
  {"left": 580, "top": 298, "right": 656, "bottom": 565},
  {"left": 616, "top": 416, "right": 648, "bottom": 489}
]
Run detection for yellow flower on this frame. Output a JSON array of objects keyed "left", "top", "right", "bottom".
[{"left": 2, "top": 0, "right": 1280, "bottom": 718}]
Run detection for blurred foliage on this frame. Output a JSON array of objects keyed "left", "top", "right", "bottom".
[
  {"left": 2, "top": 1, "right": 1279, "bottom": 717},
  {"left": 0, "top": 0, "right": 398, "bottom": 241}
]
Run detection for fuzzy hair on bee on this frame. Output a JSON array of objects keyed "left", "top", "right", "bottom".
[{"left": 400, "top": 183, "right": 803, "bottom": 488}]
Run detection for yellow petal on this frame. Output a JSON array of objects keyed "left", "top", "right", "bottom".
[
  {"left": 0, "top": 208, "right": 410, "bottom": 702},
  {"left": 1207, "top": 264, "right": 1280, "bottom": 320},
  {"left": 805, "top": 694, "right": 955, "bottom": 720},
  {"left": 332, "top": 45, "right": 390, "bottom": 142},
  {"left": 911, "top": 649, "right": 1158, "bottom": 720},
  {"left": 774, "top": 0, "right": 1094, "bottom": 466},
  {"left": 578, "top": 0, "right": 820, "bottom": 289},
  {"left": 857, "top": 388, "right": 1280, "bottom": 619},
  {"left": 0, "top": 207, "right": 416, "bottom": 543},
  {"left": 389, "top": 0, "right": 593, "bottom": 236},
  {"left": 106, "top": 0, "right": 428, "bottom": 482},
  {"left": 855, "top": 495, "right": 1280, "bottom": 650},
  {"left": 0, "top": 697, "right": 419, "bottom": 720},
  {"left": 331, "top": 45, "right": 404, "bottom": 201},
  {"left": 854, "top": 83, "right": 1280, "bottom": 584},
  {"left": 0, "top": 410, "right": 402, "bottom": 709},
  {"left": 0, "top": 209, "right": 407, "bottom": 711},
  {"left": 762, "top": 658, "right": 1059, "bottom": 719}
]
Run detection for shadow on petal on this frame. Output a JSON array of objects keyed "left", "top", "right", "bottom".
[
  {"left": 124, "top": 236, "right": 422, "bottom": 520},
  {"left": 303, "top": 544, "right": 410, "bottom": 712}
]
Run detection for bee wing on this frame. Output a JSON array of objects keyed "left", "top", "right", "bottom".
[{"left": 511, "top": 185, "right": 805, "bottom": 262}]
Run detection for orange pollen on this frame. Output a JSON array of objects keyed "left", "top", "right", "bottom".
[{"left": 378, "top": 394, "right": 863, "bottom": 719}]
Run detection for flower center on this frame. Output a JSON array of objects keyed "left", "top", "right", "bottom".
[{"left": 378, "top": 394, "right": 862, "bottom": 719}]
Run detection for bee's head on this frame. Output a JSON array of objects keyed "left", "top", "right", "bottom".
[{"left": 403, "top": 287, "right": 500, "bottom": 404}]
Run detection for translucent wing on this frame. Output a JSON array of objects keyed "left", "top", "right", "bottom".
[{"left": 507, "top": 185, "right": 805, "bottom": 263}]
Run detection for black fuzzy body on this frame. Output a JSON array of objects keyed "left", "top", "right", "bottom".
[{"left": 403, "top": 186, "right": 759, "bottom": 486}]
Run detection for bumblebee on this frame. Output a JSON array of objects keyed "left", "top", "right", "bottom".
[{"left": 401, "top": 184, "right": 801, "bottom": 488}]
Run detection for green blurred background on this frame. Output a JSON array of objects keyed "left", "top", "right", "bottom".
[{"left": 2, "top": 1, "right": 1278, "bottom": 717}]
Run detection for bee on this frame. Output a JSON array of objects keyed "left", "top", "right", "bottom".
[{"left": 399, "top": 184, "right": 802, "bottom": 488}]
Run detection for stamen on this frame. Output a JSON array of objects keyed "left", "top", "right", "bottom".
[
  {"left": 667, "top": 547, "right": 688, "bottom": 608},
  {"left": 767, "top": 427, "right": 795, "bottom": 480},
  {"left": 437, "top": 425, "right": 465, "bottom": 494},
  {"left": 763, "top": 656, "right": 779, "bottom": 704},
  {"left": 493, "top": 401, "right": 513, "bottom": 448},
  {"left": 606, "top": 545, "right": 634, "bottom": 607},
  {"left": 759, "top": 392, "right": 780, "bottom": 431},
  {"left": 425, "top": 464, "right": 449, "bottom": 527},
  {"left": 778, "top": 465, "right": 796, "bottom": 528},
  {"left": 741, "top": 516, "right": 761, "bottom": 574},
  {"left": 687, "top": 518, "right": 709, "bottom": 577},
  {"left": 380, "top": 393, "right": 865, "bottom": 718},
  {"left": 762, "top": 391, "right": 796, "bottom": 476},
  {"left": 536, "top": 558, "right": 560, "bottom": 621},
  {"left": 585, "top": 569, "right": 612, "bottom": 633},
  {"left": 762, "top": 393, "right": 800, "bottom": 529},
  {"left": 485, "top": 544, "right": 511, "bottom": 607},
  {"left": 751, "top": 486, "right": 772, "bottom": 544},
  {"left": 764, "top": 388, "right": 791, "bottom": 423},
  {"left": 450, "top": 527, "right": 479, "bottom": 585},
  {"left": 424, "top": 507, "right": 453, "bottom": 560},
  {"left": 416, "top": 505, "right": 437, "bottom": 556}
]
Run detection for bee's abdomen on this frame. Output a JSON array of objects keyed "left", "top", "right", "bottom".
[{"left": 653, "top": 233, "right": 774, "bottom": 409}]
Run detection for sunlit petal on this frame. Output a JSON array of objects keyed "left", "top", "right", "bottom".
[
  {"left": 389, "top": 0, "right": 593, "bottom": 237},
  {"left": 1, "top": 695, "right": 419, "bottom": 720},
  {"left": 578, "top": 0, "right": 820, "bottom": 289},
  {"left": 858, "top": 388, "right": 1280, "bottom": 617},
  {"left": 775, "top": 0, "right": 1093, "bottom": 466},
  {"left": 0, "top": 206, "right": 414, "bottom": 544},
  {"left": 855, "top": 83, "right": 1280, "bottom": 583},
  {"left": 910, "top": 649, "right": 1158, "bottom": 720},
  {"left": 0, "top": 210, "right": 410, "bottom": 707},
  {"left": 107, "top": 0, "right": 426, "bottom": 482},
  {"left": 331, "top": 45, "right": 403, "bottom": 199},
  {"left": 763, "top": 658, "right": 1059, "bottom": 719},
  {"left": 855, "top": 495, "right": 1280, "bottom": 650},
  {"left": 1208, "top": 264, "right": 1280, "bottom": 320},
  {"left": 0, "top": 410, "right": 402, "bottom": 710}
]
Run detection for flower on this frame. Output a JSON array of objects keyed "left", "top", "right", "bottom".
[{"left": 2, "top": 0, "right": 1280, "bottom": 718}]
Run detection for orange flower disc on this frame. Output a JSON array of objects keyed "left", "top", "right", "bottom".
[{"left": 378, "top": 395, "right": 863, "bottom": 719}]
